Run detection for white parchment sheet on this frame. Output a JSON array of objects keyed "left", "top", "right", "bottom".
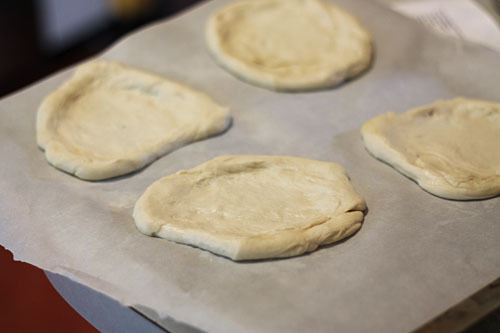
[{"left": 1, "top": 0, "right": 499, "bottom": 332}]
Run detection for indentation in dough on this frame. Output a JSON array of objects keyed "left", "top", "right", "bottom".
[
  {"left": 37, "top": 60, "right": 231, "bottom": 180},
  {"left": 134, "top": 155, "right": 366, "bottom": 260},
  {"left": 206, "top": 0, "right": 373, "bottom": 91},
  {"left": 361, "top": 98, "right": 500, "bottom": 200}
]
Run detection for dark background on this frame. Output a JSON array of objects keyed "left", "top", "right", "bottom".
[{"left": 0, "top": 0, "right": 201, "bottom": 97}]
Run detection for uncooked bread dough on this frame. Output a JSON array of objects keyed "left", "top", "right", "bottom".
[
  {"left": 37, "top": 60, "right": 230, "bottom": 180},
  {"left": 134, "top": 155, "right": 366, "bottom": 260},
  {"left": 206, "top": 0, "right": 372, "bottom": 91},
  {"left": 361, "top": 98, "right": 500, "bottom": 200}
]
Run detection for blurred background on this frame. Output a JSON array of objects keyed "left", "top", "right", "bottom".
[
  {"left": 0, "top": 0, "right": 202, "bottom": 97},
  {"left": 1, "top": 0, "right": 499, "bottom": 98}
]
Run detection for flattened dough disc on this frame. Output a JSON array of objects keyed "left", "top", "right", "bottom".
[
  {"left": 361, "top": 98, "right": 500, "bottom": 200},
  {"left": 134, "top": 155, "right": 366, "bottom": 261},
  {"left": 37, "top": 60, "right": 230, "bottom": 180},
  {"left": 206, "top": 0, "right": 373, "bottom": 91}
]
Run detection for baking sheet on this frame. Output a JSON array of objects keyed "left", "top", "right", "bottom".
[{"left": 1, "top": 0, "right": 500, "bottom": 332}]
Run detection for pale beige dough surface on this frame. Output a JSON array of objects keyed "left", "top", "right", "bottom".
[
  {"left": 37, "top": 60, "right": 230, "bottom": 180},
  {"left": 361, "top": 98, "right": 500, "bottom": 200},
  {"left": 134, "top": 155, "right": 366, "bottom": 260},
  {"left": 206, "top": 0, "right": 373, "bottom": 91}
]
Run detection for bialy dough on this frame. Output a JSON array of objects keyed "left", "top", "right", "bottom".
[
  {"left": 134, "top": 155, "right": 366, "bottom": 260},
  {"left": 206, "top": 0, "right": 372, "bottom": 91},
  {"left": 37, "top": 60, "right": 230, "bottom": 180},
  {"left": 361, "top": 98, "right": 500, "bottom": 200}
]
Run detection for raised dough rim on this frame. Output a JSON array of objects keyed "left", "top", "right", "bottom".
[
  {"left": 360, "top": 97, "right": 500, "bottom": 200},
  {"left": 36, "top": 61, "right": 231, "bottom": 181},
  {"left": 205, "top": 0, "right": 374, "bottom": 91},
  {"left": 133, "top": 155, "right": 366, "bottom": 260}
]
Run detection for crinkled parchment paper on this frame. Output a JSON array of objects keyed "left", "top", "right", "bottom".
[{"left": 1, "top": 0, "right": 499, "bottom": 332}]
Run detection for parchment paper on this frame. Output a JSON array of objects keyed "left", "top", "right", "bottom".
[{"left": 1, "top": 0, "right": 499, "bottom": 332}]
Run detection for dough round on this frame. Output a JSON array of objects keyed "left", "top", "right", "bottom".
[
  {"left": 206, "top": 0, "right": 372, "bottom": 91},
  {"left": 134, "top": 155, "right": 366, "bottom": 260},
  {"left": 361, "top": 98, "right": 500, "bottom": 200},
  {"left": 37, "top": 60, "right": 230, "bottom": 180}
]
